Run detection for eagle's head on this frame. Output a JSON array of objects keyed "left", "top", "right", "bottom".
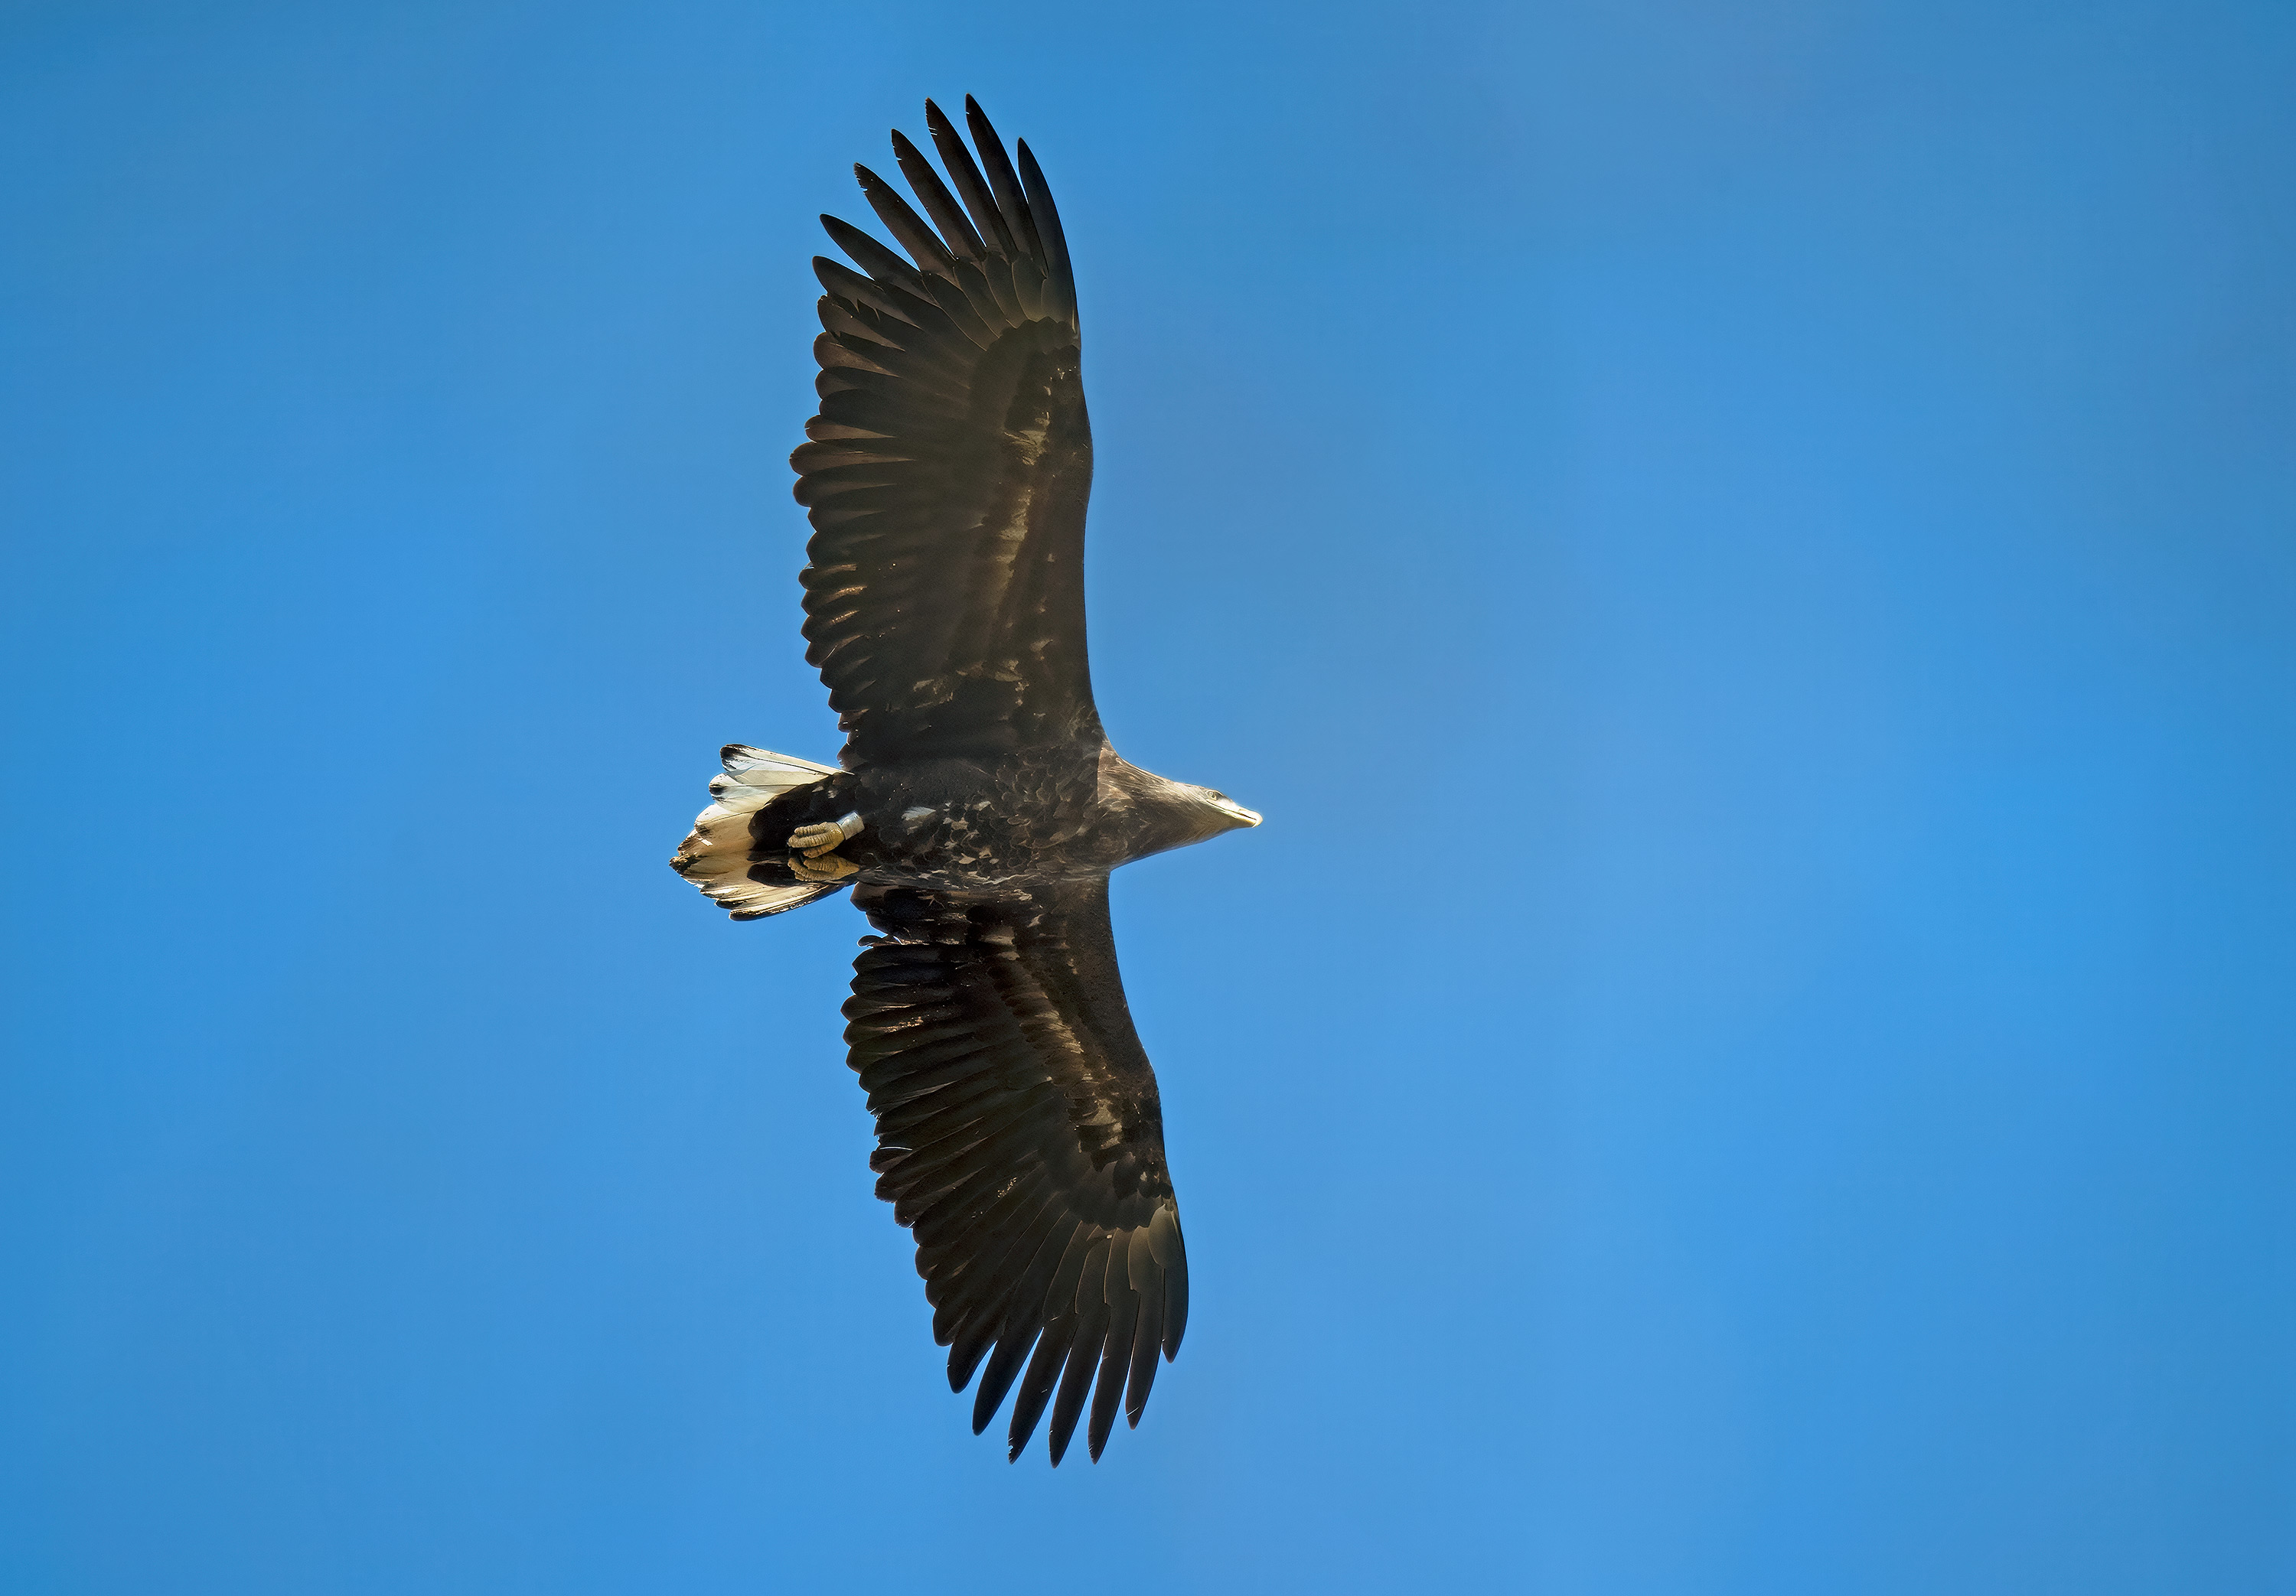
[
  {"left": 1106, "top": 756, "right": 1262, "bottom": 858},
  {"left": 1152, "top": 779, "right": 1261, "bottom": 850},
  {"left": 1187, "top": 785, "right": 1263, "bottom": 838}
]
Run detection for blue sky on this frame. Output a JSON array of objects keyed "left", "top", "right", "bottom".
[{"left": 4, "top": 2, "right": 2292, "bottom": 1591}]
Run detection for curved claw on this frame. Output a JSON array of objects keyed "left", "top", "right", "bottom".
[
  {"left": 788, "top": 851, "right": 858, "bottom": 883},
  {"left": 788, "top": 811, "right": 866, "bottom": 858}
]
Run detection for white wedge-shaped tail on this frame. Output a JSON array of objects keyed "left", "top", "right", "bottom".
[{"left": 670, "top": 744, "right": 841, "bottom": 919}]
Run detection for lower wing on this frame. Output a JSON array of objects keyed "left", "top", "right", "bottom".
[{"left": 843, "top": 876, "right": 1188, "bottom": 1464}]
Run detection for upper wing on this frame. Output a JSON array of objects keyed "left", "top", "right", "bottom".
[
  {"left": 794, "top": 99, "right": 1101, "bottom": 766},
  {"left": 845, "top": 877, "right": 1188, "bottom": 1464}
]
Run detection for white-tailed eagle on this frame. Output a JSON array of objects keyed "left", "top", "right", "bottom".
[{"left": 670, "top": 99, "right": 1259, "bottom": 1464}]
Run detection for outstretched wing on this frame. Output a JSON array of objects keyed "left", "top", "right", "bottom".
[
  {"left": 795, "top": 99, "right": 1101, "bottom": 766},
  {"left": 845, "top": 878, "right": 1188, "bottom": 1464}
]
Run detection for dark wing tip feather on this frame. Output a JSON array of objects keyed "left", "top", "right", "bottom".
[
  {"left": 890, "top": 127, "right": 986, "bottom": 263},
  {"left": 818, "top": 213, "right": 930, "bottom": 302},
  {"left": 925, "top": 98, "right": 1014, "bottom": 257},
  {"left": 971, "top": 1331, "right": 1038, "bottom": 1435},
  {"left": 961, "top": 96, "right": 1045, "bottom": 267},
  {"left": 812, "top": 100, "right": 1074, "bottom": 324},
  {"left": 1006, "top": 1312, "right": 1075, "bottom": 1460},
  {"left": 853, "top": 161, "right": 957, "bottom": 276},
  {"left": 1013, "top": 138, "right": 1077, "bottom": 319},
  {"left": 1044, "top": 1285, "right": 1109, "bottom": 1466}
]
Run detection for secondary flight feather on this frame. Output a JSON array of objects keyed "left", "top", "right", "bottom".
[{"left": 669, "top": 98, "right": 1260, "bottom": 1464}]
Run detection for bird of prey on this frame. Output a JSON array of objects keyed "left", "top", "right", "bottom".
[{"left": 669, "top": 99, "right": 1261, "bottom": 1465}]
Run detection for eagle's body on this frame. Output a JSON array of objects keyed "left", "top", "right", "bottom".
[
  {"left": 668, "top": 99, "right": 1257, "bottom": 1466},
  {"left": 745, "top": 747, "right": 1248, "bottom": 892}
]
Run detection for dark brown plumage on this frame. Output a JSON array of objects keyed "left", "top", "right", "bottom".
[{"left": 670, "top": 98, "right": 1258, "bottom": 1463}]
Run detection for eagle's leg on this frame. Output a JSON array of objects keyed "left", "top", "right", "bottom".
[
  {"left": 787, "top": 811, "right": 864, "bottom": 881},
  {"left": 789, "top": 812, "right": 866, "bottom": 858}
]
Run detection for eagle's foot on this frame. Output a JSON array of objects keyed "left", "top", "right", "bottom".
[
  {"left": 788, "top": 850, "right": 858, "bottom": 883},
  {"left": 788, "top": 812, "right": 866, "bottom": 858}
]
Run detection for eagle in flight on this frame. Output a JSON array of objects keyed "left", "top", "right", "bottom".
[{"left": 670, "top": 99, "right": 1260, "bottom": 1464}]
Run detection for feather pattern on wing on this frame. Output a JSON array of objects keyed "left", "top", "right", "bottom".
[
  {"left": 843, "top": 878, "right": 1188, "bottom": 1462},
  {"left": 794, "top": 98, "right": 1099, "bottom": 765}
]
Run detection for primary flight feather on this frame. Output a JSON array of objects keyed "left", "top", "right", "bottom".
[{"left": 669, "top": 97, "right": 1260, "bottom": 1464}]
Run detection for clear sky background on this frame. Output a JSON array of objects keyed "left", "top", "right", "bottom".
[{"left": 4, "top": 2, "right": 2291, "bottom": 1591}]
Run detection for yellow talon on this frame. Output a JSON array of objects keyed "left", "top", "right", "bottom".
[
  {"left": 789, "top": 851, "right": 858, "bottom": 883},
  {"left": 788, "top": 812, "right": 866, "bottom": 858}
]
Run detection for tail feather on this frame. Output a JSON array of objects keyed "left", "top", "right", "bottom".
[{"left": 671, "top": 744, "right": 841, "bottom": 920}]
